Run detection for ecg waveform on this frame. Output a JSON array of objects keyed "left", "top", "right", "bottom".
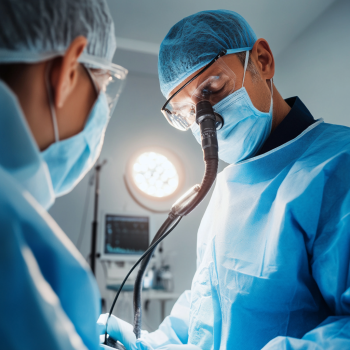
[{"left": 106, "top": 244, "right": 145, "bottom": 255}]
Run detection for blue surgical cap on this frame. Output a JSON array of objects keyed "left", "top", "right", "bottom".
[
  {"left": 158, "top": 10, "right": 257, "bottom": 98},
  {"left": 0, "top": 0, "right": 116, "bottom": 70}
]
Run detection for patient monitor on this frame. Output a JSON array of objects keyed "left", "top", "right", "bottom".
[{"left": 101, "top": 214, "right": 150, "bottom": 288}]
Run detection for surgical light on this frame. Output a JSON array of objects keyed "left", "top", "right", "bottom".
[{"left": 132, "top": 152, "right": 179, "bottom": 198}]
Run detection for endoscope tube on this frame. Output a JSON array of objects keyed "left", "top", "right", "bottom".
[{"left": 132, "top": 100, "right": 219, "bottom": 339}]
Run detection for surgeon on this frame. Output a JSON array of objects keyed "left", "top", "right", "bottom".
[
  {"left": 0, "top": 0, "right": 128, "bottom": 349},
  {"left": 100, "top": 9, "right": 350, "bottom": 350}
]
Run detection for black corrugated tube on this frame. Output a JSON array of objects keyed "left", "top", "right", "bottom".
[{"left": 132, "top": 100, "right": 219, "bottom": 338}]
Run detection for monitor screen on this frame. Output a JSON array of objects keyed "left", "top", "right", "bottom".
[{"left": 104, "top": 215, "right": 149, "bottom": 255}]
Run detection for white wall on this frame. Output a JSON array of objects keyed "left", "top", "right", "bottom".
[
  {"left": 275, "top": 0, "right": 350, "bottom": 127},
  {"left": 49, "top": 71, "right": 226, "bottom": 328}
]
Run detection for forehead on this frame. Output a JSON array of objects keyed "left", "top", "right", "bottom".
[{"left": 169, "top": 54, "right": 243, "bottom": 103}]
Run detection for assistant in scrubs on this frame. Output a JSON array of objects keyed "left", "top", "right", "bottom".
[{"left": 0, "top": 0, "right": 127, "bottom": 349}]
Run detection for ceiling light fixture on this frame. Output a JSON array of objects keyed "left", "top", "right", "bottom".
[
  {"left": 132, "top": 151, "right": 179, "bottom": 198},
  {"left": 125, "top": 148, "right": 184, "bottom": 212}
]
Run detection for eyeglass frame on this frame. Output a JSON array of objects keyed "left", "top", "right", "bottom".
[{"left": 161, "top": 49, "right": 228, "bottom": 116}]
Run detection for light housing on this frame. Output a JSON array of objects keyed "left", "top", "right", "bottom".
[{"left": 125, "top": 147, "right": 184, "bottom": 212}]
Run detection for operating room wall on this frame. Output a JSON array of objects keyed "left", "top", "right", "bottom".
[
  {"left": 275, "top": 0, "right": 350, "bottom": 127},
  {"left": 49, "top": 71, "right": 225, "bottom": 328}
]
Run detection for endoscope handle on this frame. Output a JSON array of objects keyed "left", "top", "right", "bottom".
[{"left": 171, "top": 184, "right": 200, "bottom": 216}]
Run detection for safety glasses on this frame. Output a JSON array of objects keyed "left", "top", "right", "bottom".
[
  {"left": 161, "top": 49, "right": 236, "bottom": 131},
  {"left": 87, "top": 63, "right": 128, "bottom": 115}
]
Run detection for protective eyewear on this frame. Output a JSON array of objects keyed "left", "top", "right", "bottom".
[
  {"left": 161, "top": 49, "right": 237, "bottom": 131},
  {"left": 84, "top": 61, "right": 128, "bottom": 115}
]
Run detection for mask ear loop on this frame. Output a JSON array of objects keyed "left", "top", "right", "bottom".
[
  {"left": 45, "top": 62, "right": 60, "bottom": 142},
  {"left": 241, "top": 50, "right": 250, "bottom": 87},
  {"left": 269, "top": 78, "right": 274, "bottom": 114}
]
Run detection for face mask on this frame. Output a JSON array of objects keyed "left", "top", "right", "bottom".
[
  {"left": 41, "top": 67, "right": 110, "bottom": 197},
  {"left": 191, "top": 51, "right": 273, "bottom": 165}
]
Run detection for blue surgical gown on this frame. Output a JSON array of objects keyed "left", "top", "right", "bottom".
[
  {"left": 0, "top": 80, "right": 101, "bottom": 349},
  {"left": 142, "top": 117, "right": 350, "bottom": 348}
]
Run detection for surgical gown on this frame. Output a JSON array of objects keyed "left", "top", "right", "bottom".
[
  {"left": 142, "top": 117, "right": 350, "bottom": 348},
  {"left": 0, "top": 81, "right": 101, "bottom": 349}
]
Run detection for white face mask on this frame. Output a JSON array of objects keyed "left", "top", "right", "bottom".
[{"left": 191, "top": 51, "right": 273, "bottom": 164}]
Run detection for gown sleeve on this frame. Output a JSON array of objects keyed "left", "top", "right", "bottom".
[
  {"left": 139, "top": 290, "right": 192, "bottom": 349},
  {"left": 262, "top": 154, "right": 350, "bottom": 349},
  {"left": 0, "top": 207, "right": 91, "bottom": 350}
]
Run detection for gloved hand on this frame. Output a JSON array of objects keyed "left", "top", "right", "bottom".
[
  {"left": 97, "top": 314, "right": 201, "bottom": 350},
  {"left": 97, "top": 314, "right": 138, "bottom": 350}
]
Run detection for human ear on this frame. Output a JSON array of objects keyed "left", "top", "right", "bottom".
[
  {"left": 49, "top": 36, "right": 87, "bottom": 108},
  {"left": 251, "top": 39, "right": 275, "bottom": 81}
]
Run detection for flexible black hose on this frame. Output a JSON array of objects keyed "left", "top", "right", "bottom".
[
  {"left": 132, "top": 101, "right": 219, "bottom": 339},
  {"left": 132, "top": 216, "right": 177, "bottom": 337},
  {"left": 132, "top": 159, "right": 217, "bottom": 338}
]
